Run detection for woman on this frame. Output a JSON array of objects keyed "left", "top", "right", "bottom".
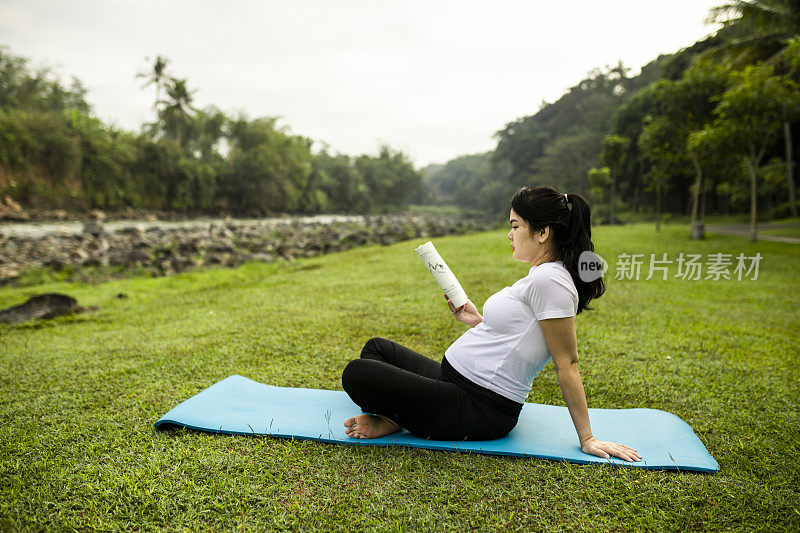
[{"left": 341, "top": 186, "right": 640, "bottom": 462}]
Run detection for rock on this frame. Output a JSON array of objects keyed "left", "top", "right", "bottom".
[
  {"left": 1, "top": 195, "right": 30, "bottom": 221},
  {"left": 73, "top": 248, "right": 89, "bottom": 260},
  {"left": 251, "top": 253, "right": 275, "bottom": 263},
  {"left": 0, "top": 265, "right": 20, "bottom": 283},
  {"left": 0, "top": 213, "right": 496, "bottom": 282},
  {"left": 206, "top": 241, "right": 234, "bottom": 254},
  {"left": 3, "top": 196, "right": 23, "bottom": 212},
  {"left": 0, "top": 293, "right": 87, "bottom": 324},
  {"left": 204, "top": 253, "right": 228, "bottom": 265},
  {"left": 119, "top": 226, "right": 144, "bottom": 237},
  {"left": 88, "top": 208, "right": 106, "bottom": 220},
  {"left": 44, "top": 257, "right": 69, "bottom": 270},
  {"left": 81, "top": 252, "right": 108, "bottom": 267},
  {"left": 108, "top": 249, "right": 151, "bottom": 267},
  {"left": 82, "top": 219, "right": 104, "bottom": 237}
]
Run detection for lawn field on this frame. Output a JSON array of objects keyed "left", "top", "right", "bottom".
[{"left": 1, "top": 223, "right": 799, "bottom": 531}]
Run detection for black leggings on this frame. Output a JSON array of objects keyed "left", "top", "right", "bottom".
[{"left": 341, "top": 337, "right": 522, "bottom": 441}]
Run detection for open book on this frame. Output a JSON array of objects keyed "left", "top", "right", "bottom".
[{"left": 414, "top": 241, "right": 468, "bottom": 308}]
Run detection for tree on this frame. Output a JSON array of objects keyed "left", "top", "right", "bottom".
[
  {"left": 355, "top": 146, "right": 423, "bottom": 211},
  {"left": 533, "top": 128, "right": 604, "bottom": 196},
  {"left": 637, "top": 117, "right": 679, "bottom": 232},
  {"left": 0, "top": 109, "right": 82, "bottom": 207},
  {"left": 313, "top": 151, "right": 370, "bottom": 213},
  {"left": 493, "top": 113, "right": 550, "bottom": 185},
  {"left": 192, "top": 106, "right": 227, "bottom": 163},
  {"left": 158, "top": 77, "right": 197, "bottom": 150},
  {"left": 598, "top": 134, "right": 629, "bottom": 224},
  {"left": 136, "top": 55, "right": 170, "bottom": 126},
  {"left": 222, "top": 116, "right": 315, "bottom": 214},
  {"left": 780, "top": 38, "right": 800, "bottom": 216},
  {"left": 708, "top": 63, "right": 797, "bottom": 241},
  {"left": 493, "top": 64, "right": 632, "bottom": 189},
  {"left": 706, "top": 2, "right": 800, "bottom": 216},
  {"left": 587, "top": 166, "right": 610, "bottom": 216},
  {"left": 707, "top": 0, "right": 800, "bottom": 65},
  {"left": 0, "top": 46, "right": 91, "bottom": 114},
  {"left": 609, "top": 82, "right": 665, "bottom": 218},
  {"left": 677, "top": 64, "right": 731, "bottom": 237},
  {"left": 70, "top": 111, "right": 139, "bottom": 209}
]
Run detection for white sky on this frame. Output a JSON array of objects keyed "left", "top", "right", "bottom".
[{"left": 0, "top": 0, "right": 722, "bottom": 167}]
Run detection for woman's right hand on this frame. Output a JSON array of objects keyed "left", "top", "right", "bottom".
[
  {"left": 581, "top": 437, "right": 641, "bottom": 462},
  {"left": 445, "top": 294, "right": 483, "bottom": 327}
]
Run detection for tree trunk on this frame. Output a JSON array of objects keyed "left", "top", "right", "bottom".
[
  {"left": 609, "top": 173, "right": 616, "bottom": 224},
  {"left": 177, "top": 118, "right": 183, "bottom": 150},
  {"left": 689, "top": 155, "right": 704, "bottom": 239},
  {"left": 632, "top": 158, "right": 643, "bottom": 218},
  {"left": 785, "top": 120, "right": 797, "bottom": 217},
  {"left": 700, "top": 177, "right": 707, "bottom": 224},
  {"left": 655, "top": 186, "right": 662, "bottom": 233},
  {"left": 748, "top": 160, "right": 758, "bottom": 243}
]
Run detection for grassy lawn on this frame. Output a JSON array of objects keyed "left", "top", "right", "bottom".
[
  {"left": 759, "top": 219, "right": 800, "bottom": 239},
  {"left": 1, "top": 223, "right": 798, "bottom": 531}
]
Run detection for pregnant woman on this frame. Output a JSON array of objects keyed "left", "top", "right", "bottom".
[{"left": 341, "top": 185, "right": 640, "bottom": 462}]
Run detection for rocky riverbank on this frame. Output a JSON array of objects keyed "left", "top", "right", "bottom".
[{"left": 0, "top": 214, "right": 497, "bottom": 283}]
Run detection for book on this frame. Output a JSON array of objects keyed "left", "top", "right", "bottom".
[{"left": 414, "top": 241, "right": 468, "bottom": 308}]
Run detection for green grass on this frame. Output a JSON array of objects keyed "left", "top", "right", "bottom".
[
  {"left": 758, "top": 219, "right": 800, "bottom": 239},
  {"left": 1, "top": 223, "right": 799, "bottom": 531}
]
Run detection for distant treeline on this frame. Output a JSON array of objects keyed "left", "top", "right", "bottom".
[
  {"left": 3, "top": 1, "right": 798, "bottom": 236},
  {"left": 0, "top": 49, "right": 423, "bottom": 215},
  {"left": 423, "top": 2, "right": 800, "bottom": 238}
]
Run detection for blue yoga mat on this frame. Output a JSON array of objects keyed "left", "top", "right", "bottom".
[{"left": 154, "top": 375, "right": 719, "bottom": 473}]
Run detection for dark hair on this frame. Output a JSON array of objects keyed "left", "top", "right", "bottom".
[{"left": 510, "top": 185, "right": 605, "bottom": 314}]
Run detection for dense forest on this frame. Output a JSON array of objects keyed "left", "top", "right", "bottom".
[
  {"left": 1, "top": 1, "right": 798, "bottom": 242},
  {"left": 424, "top": 1, "right": 800, "bottom": 240},
  {"left": 0, "top": 52, "right": 424, "bottom": 217}
]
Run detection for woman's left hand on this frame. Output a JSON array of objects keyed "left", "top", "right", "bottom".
[{"left": 581, "top": 437, "right": 642, "bottom": 462}]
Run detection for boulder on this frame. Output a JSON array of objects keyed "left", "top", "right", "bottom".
[
  {"left": 108, "top": 249, "right": 151, "bottom": 267},
  {"left": 82, "top": 219, "right": 104, "bottom": 237},
  {"left": 0, "top": 293, "right": 86, "bottom": 324},
  {"left": 0, "top": 265, "right": 20, "bottom": 283},
  {"left": 0, "top": 196, "right": 29, "bottom": 221}
]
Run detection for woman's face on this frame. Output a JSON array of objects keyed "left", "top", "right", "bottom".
[{"left": 507, "top": 209, "right": 545, "bottom": 264}]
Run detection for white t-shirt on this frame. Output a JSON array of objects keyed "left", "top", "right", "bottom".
[{"left": 444, "top": 261, "right": 579, "bottom": 404}]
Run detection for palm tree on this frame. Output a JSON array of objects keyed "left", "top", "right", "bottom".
[
  {"left": 158, "top": 77, "right": 198, "bottom": 149},
  {"left": 708, "top": 0, "right": 800, "bottom": 64},
  {"left": 136, "top": 55, "right": 171, "bottom": 131},
  {"left": 707, "top": 1, "right": 800, "bottom": 216}
]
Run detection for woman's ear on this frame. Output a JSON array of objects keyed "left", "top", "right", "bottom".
[{"left": 537, "top": 227, "right": 550, "bottom": 243}]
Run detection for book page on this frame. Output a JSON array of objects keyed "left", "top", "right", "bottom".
[{"left": 414, "top": 241, "right": 468, "bottom": 308}]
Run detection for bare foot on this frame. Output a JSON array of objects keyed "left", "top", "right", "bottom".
[{"left": 343, "top": 414, "right": 401, "bottom": 439}]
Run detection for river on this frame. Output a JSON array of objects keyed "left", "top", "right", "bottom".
[{"left": 0, "top": 214, "right": 368, "bottom": 239}]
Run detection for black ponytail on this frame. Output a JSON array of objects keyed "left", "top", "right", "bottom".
[{"left": 510, "top": 186, "right": 605, "bottom": 314}]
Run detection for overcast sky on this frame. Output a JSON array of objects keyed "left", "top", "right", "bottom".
[{"left": 1, "top": 0, "right": 722, "bottom": 167}]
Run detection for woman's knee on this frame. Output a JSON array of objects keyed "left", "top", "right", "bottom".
[
  {"left": 342, "top": 358, "right": 369, "bottom": 396},
  {"left": 360, "top": 337, "right": 389, "bottom": 359}
]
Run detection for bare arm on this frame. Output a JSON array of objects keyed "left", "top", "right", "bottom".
[{"left": 539, "top": 317, "right": 641, "bottom": 462}]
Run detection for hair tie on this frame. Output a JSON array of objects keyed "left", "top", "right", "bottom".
[{"left": 564, "top": 193, "right": 572, "bottom": 211}]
